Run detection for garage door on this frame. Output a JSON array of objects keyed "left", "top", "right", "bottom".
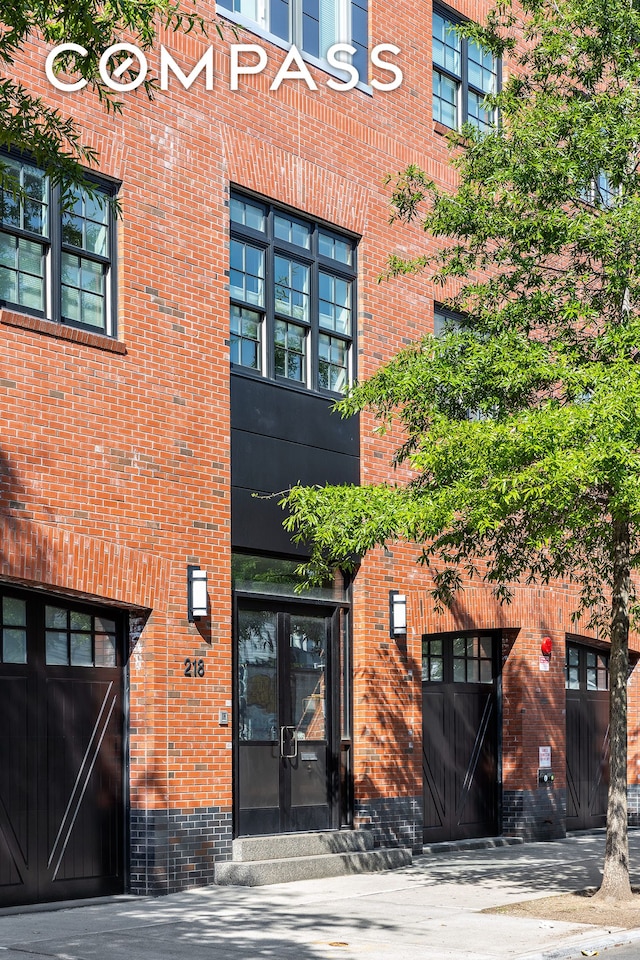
[
  {"left": 422, "top": 632, "right": 499, "bottom": 843},
  {"left": 0, "top": 587, "right": 125, "bottom": 907},
  {"left": 566, "top": 642, "right": 609, "bottom": 831}
]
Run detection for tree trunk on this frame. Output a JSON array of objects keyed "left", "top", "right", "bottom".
[{"left": 595, "top": 516, "right": 633, "bottom": 901}]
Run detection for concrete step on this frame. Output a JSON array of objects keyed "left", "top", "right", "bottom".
[
  {"left": 231, "top": 829, "right": 374, "bottom": 862},
  {"left": 215, "top": 846, "right": 412, "bottom": 886}
]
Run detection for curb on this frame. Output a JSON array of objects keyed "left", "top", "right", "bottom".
[
  {"left": 421, "top": 836, "right": 525, "bottom": 855},
  {"left": 515, "top": 927, "right": 640, "bottom": 960},
  {"left": 0, "top": 894, "right": 141, "bottom": 919}
]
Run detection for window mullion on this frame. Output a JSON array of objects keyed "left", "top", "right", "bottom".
[
  {"left": 339, "top": 0, "right": 350, "bottom": 45},
  {"left": 106, "top": 197, "right": 117, "bottom": 337},
  {"left": 292, "top": 0, "right": 303, "bottom": 47},
  {"left": 434, "top": 63, "right": 461, "bottom": 86},
  {"left": 49, "top": 181, "right": 61, "bottom": 323},
  {"left": 461, "top": 36, "right": 468, "bottom": 128},
  {"left": 310, "top": 248, "right": 319, "bottom": 391},
  {"left": 265, "top": 209, "right": 275, "bottom": 379}
]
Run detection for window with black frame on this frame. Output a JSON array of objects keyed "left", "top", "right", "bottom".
[
  {"left": 566, "top": 643, "right": 609, "bottom": 691},
  {"left": 432, "top": 6, "right": 499, "bottom": 133},
  {"left": 434, "top": 303, "right": 491, "bottom": 421},
  {"left": 230, "top": 192, "right": 356, "bottom": 394},
  {"left": 217, "top": 0, "right": 368, "bottom": 80},
  {"left": 434, "top": 304, "right": 463, "bottom": 336},
  {"left": 0, "top": 155, "right": 116, "bottom": 335},
  {"left": 422, "top": 633, "right": 495, "bottom": 684}
]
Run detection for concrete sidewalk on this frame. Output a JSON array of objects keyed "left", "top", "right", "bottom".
[{"left": 0, "top": 832, "right": 639, "bottom": 960}]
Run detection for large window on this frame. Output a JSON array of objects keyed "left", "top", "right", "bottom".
[
  {"left": 434, "top": 303, "right": 495, "bottom": 421},
  {"left": 0, "top": 156, "right": 116, "bottom": 335},
  {"left": 230, "top": 192, "right": 356, "bottom": 394},
  {"left": 433, "top": 6, "right": 499, "bottom": 133},
  {"left": 217, "top": 0, "right": 368, "bottom": 79}
]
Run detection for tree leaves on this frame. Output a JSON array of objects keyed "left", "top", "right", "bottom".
[
  {"left": 0, "top": 1, "right": 215, "bottom": 197},
  {"left": 282, "top": 0, "right": 640, "bottom": 632}
]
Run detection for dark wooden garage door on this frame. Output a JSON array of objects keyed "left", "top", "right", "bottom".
[
  {"left": 422, "top": 632, "right": 499, "bottom": 843},
  {"left": 566, "top": 642, "right": 609, "bottom": 831},
  {"left": 0, "top": 588, "right": 125, "bottom": 907}
]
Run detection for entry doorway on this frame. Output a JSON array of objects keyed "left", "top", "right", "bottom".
[
  {"left": 235, "top": 602, "right": 342, "bottom": 836},
  {"left": 422, "top": 632, "right": 500, "bottom": 843},
  {"left": 566, "top": 642, "right": 609, "bottom": 831}
]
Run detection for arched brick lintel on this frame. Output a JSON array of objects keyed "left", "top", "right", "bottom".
[{"left": 0, "top": 517, "right": 168, "bottom": 613}]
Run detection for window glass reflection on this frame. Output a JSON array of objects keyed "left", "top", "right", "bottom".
[{"left": 238, "top": 609, "right": 278, "bottom": 741}]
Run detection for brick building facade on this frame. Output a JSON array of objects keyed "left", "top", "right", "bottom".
[{"left": 1, "top": 0, "right": 638, "bottom": 906}]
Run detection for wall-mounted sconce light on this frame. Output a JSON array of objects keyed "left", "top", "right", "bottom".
[
  {"left": 187, "top": 565, "right": 208, "bottom": 621},
  {"left": 389, "top": 590, "right": 407, "bottom": 638},
  {"left": 541, "top": 636, "right": 553, "bottom": 656}
]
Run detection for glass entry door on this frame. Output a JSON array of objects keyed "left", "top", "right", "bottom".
[{"left": 236, "top": 604, "right": 337, "bottom": 835}]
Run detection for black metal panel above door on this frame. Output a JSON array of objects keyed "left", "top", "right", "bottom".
[
  {"left": 231, "top": 375, "right": 359, "bottom": 553},
  {"left": 231, "top": 374, "right": 359, "bottom": 454}
]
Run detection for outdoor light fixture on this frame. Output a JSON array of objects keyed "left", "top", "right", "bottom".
[
  {"left": 389, "top": 590, "right": 407, "bottom": 638},
  {"left": 187, "top": 565, "right": 208, "bottom": 621},
  {"left": 541, "top": 636, "right": 553, "bottom": 656}
]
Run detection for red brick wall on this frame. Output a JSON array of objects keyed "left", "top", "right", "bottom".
[{"left": 2, "top": 0, "right": 638, "bottom": 856}]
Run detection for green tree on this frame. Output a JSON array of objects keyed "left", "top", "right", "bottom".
[
  {"left": 0, "top": 0, "right": 214, "bottom": 194},
  {"left": 283, "top": 0, "right": 640, "bottom": 900}
]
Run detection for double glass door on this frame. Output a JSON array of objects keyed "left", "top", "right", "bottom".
[{"left": 236, "top": 603, "right": 337, "bottom": 835}]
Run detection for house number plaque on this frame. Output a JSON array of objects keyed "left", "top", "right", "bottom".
[{"left": 184, "top": 657, "right": 205, "bottom": 677}]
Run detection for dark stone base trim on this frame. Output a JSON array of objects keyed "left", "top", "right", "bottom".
[
  {"left": 503, "top": 788, "right": 566, "bottom": 841},
  {"left": 628, "top": 785, "right": 640, "bottom": 827},
  {"left": 355, "top": 795, "right": 422, "bottom": 852},
  {"left": 129, "top": 806, "right": 232, "bottom": 896}
]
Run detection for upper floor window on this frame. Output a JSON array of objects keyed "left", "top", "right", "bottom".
[
  {"left": 217, "top": 0, "right": 368, "bottom": 79},
  {"left": 434, "top": 303, "right": 496, "bottom": 421},
  {"left": 434, "top": 304, "right": 463, "bottom": 336},
  {"left": 432, "top": 7, "right": 499, "bottom": 133},
  {"left": 230, "top": 192, "right": 356, "bottom": 395},
  {"left": 582, "top": 171, "right": 619, "bottom": 208},
  {"left": 0, "top": 156, "right": 116, "bottom": 335}
]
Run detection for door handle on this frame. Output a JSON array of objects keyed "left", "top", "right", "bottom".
[{"left": 280, "top": 725, "right": 297, "bottom": 759}]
